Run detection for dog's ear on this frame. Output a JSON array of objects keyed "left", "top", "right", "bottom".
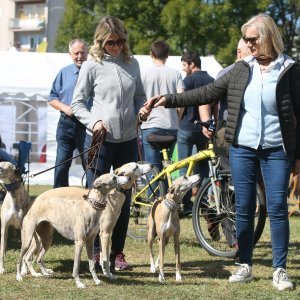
[{"left": 114, "top": 167, "right": 126, "bottom": 175}]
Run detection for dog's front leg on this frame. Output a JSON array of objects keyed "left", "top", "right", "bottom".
[
  {"left": 147, "top": 221, "right": 156, "bottom": 273},
  {"left": 158, "top": 235, "right": 166, "bottom": 282},
  {"left": 73, "top": 240, "right": 85, "bottom": 288},
  {"left": 100, "top": 232, "right": 116, "bottom": 280},
  {"left": 0, "top": 220, "right": 9, "bottom": 274},
  {"left": 86, "top": 237, "right": 101, "bottom": 285},
  {"left": 174, "top": 231, "right": 182, "bottom": 282}
]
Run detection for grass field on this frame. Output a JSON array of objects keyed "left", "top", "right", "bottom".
[{"left": 0, "top": 185, "right": 300, "bottom": 300}]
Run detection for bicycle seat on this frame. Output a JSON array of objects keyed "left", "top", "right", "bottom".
[{"left": 147, "top": 134, "right": 176, "bottom": 150}]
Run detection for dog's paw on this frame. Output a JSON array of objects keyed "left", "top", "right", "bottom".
[
  {"left": 45, "top": 268, "right": 54, "bottom": 274},
  {"left": 176, "top": 272, "right": 182, "bottom": 282},
  {"left": 20, "top": 269, "right": 28, "bottom": 276},
  {"left": 16, "top": 274, "right": 23, "bottom": 281},
  {"left": 158, "top": 273, "right": 165, "bottom": 282},
  {"left": 150, "top": 265, "right": 156, "bottom": 273},
  {"left": 76, "top": 281, "right": 86, "bottom": 289},
  {"left": 0, "top": 267, "right": 5, "bottom": 274},
  {"left": 32, "top": 271, "right": 43, "bottom": 278},
  {"left": 94, "top": 278, "right": 101, "bottom": 285}
]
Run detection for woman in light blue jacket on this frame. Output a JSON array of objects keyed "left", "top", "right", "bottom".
[{"left": 71, "top": 15, "right": 150, "bottom": 272}]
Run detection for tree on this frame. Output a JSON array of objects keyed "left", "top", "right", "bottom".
[
  {"left": 55, "top": 0, "right": 104, "bottom": 52},
  {"left": 103, "top": 0, "right": 168, "bottom": 54},
  {"left": 161, "top": 0, "right": 269, "bottom": 65},
  {"left": 55, "top": 0, "right": 299, "bottom": 64},
  {"left": 267, "top": 0, "right": 300, "bottom": 59}
]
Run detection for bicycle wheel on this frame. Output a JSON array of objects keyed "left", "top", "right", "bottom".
[
  {"left": 127, "top": 165, "right": 166, "bottom": 241},
  {"left": 192, "top": 173, "right": 266, "bottom": 258}
]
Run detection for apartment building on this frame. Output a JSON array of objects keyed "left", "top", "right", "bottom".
[{"left": 0, "top": 0, "right": 64, "bottom": 52}]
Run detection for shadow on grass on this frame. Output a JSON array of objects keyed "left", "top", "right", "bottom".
[
  {"left": 6, "top": 227, "right": 73, "bottom": 250},
  {"left": 43, "top": 257, "right": 233, "bottom": 285}
]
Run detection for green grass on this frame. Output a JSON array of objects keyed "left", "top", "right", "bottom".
[{"left": 0, "top": 185, "right": 300, "bottom": 299}]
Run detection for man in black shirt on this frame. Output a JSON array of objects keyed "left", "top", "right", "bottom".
[{"left": 178, "top": 52, "right": 214, "bottom": 216}]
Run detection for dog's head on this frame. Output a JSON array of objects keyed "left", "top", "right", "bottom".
[
  {"left": 0, "top": 161, "right": 20, "bottom": 184},
  {"left": 93, "top": 173, "right": 129, "bottom": 195},
  {"left": 114, "top": 162, "right": 152, "bottom": 189},
  {"left": 167, "top": 174, "right": 201, "bottom": 203}
]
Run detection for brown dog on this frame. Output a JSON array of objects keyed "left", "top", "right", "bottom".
[
  {"left": 148, "top": 174, "right": 200, "bottom": 282},
  {"left": 16, "top": 173, "right": 129, "bottom": 289}
]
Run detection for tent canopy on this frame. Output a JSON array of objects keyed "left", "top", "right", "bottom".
[{"left": 0, "top": 51, "right": 223, "bottom": 101}]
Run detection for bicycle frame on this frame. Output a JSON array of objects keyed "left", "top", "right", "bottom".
[{"left": 133, "top": 142, "right": 217, "bottom": 208}]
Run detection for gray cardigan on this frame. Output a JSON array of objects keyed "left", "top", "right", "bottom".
[
  {"left": 71, "top": 54, "right": 146, "bottom": 142},
  {"left": 164, "top": 55, "right": 300, "bottom": 159}
]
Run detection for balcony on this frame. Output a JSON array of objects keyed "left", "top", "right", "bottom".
[
  {"left": 11, "top": 0, "right": 44, "bottom": 2},
  {"left": 9, "top": 17, "right": 45, "bottom": 31}
]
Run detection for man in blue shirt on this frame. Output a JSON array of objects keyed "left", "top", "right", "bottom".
[
  {"left": 48, "top": 39, "right": 88, "bottom": 188},
  {"left": 178, "top": 52, "right": 214, "bottom": 216}
]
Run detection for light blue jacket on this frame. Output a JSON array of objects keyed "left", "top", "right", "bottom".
[{"left": 71, "top": 54, "right": 146, "bottom": 142}]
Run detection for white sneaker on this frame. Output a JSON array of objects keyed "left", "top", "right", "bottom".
[
  {"left": 273, "top": 268, "right": 293, "bottom": 291},
  {"left": 229, "top": 263, "right": 253, "bottom": 283}
]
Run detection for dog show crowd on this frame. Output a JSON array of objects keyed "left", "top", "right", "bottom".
[{"left": 0, "top": 13, "right": 299, "bottom": 291}]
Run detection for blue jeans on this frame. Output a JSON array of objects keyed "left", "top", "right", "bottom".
[
  {"left": 229, "top": 145, "right": 291, "bottom": 268},
  {"left": 54, "top": 114, "right": 86, "bottom": 188},
  {"left": 177, "top": 129, "right": 209, "bottom": 209},
  {"left": 84, "top": 134, "right": 138, "bottom": 256},
  {"left": 141, "top": 128, "right": 177, "bottom": 170}
]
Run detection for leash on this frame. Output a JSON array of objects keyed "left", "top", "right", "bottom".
[
  {"left": 136, "top": 116, "right": 144, "bottom": 164},
  {"left": 83, "top": 128, "right": 107, "bottom": 190},
  {"left": 136, "top": 113, "right": 157, "bottom": 199},
  {"left": 26, "top": 129, "right": 107, "bottom": 181}
]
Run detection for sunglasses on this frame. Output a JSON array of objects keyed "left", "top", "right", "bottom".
[
  {"left": 243, "top": 36, "right": 260, "bottom": 44},
  {"left": 105, "top": 39, "right": 126, "bottom": 48}
]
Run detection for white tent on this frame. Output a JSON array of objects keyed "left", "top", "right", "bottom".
[{"left": 0, "top": 51, "right": 223, "bottom": 185}]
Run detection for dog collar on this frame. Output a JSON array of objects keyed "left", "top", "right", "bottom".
[
  {"left": 4, "top": 181, "right": 22, "bottom": 192},
  {"left": 164, "top": 198, "right": 180, "bottom": 212},
  {"left": 85, "top": 197, "right": 107, "bottom": 210},
  {"left": 116, "top": 187, "right": 127, "bottom": 194}
]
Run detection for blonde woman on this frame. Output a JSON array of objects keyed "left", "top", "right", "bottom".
[
  {"left": 71, "top": 16, "right": 150, "bottom": 272},
  {"left": 146, "top": 14, "right": 300, "bottom": 290}
]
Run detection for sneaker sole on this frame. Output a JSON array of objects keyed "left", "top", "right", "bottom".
[
  {"left": 229, "top": 275, "right": 253, "bottom": 283},
  {"left": 273, "top": 281, "right": 293, "bottom": 291},
  {"left": 115, "top": 266, "right": 131, "bottom": 271}
]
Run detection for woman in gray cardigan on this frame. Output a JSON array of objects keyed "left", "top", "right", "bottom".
[
  {"left": 146, "top": 14, "right": 300, "bottom": 291},
  {"left": 71, "top": 16, "right": 150, "bottom": 272}
]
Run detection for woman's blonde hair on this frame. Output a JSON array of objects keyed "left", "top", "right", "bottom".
[
  {"left": 241, "top": 14, "right": 284, "bottom": 58},
  {"left": 89, "top": 15, "right": 131, "bottom": 63}
]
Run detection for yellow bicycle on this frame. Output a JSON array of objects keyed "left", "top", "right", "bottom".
[{"left": 128, "top": 121, "right": 267, "bottom": 258}]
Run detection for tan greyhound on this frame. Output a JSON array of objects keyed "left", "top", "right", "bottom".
[
  {"left": 99, "top": 162, "right": 152, "bottom": 279},
  {"left": 0, "top": 161, "right": 39, "bottom": 274},
  {"left": 148, "top": 174, "right": 201, "bottom": 282},
  {"left": 16, "top": 173, "right": 129, "bottom": 289}
]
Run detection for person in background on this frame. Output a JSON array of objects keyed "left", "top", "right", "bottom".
[
  {"left": 178, "top": 52, "right": 214, "bottom": 216},
  {"left": 140, "top": 40, "right": 185, "bottom": 171},
  {"left": 71, "top": 16, "right": 150, "bottom": 272},
  {"left": 48, "top": 39, "right": 88, "bottom": 188},
  {"left": 216, "top": 38, "right": 252, "bottom": 124},
  {"left": 146, "top": 14, "right": 300, "bottom": 291}
]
